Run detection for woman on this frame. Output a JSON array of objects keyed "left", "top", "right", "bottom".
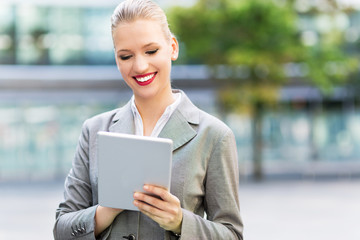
[{"left": 54, "top": 0, "right": 243, "bottom": 239}]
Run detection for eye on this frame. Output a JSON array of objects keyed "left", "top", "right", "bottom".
[
  {"left": 119, "top": 55, "right": 132, "bottom": 61},
  {"left": 146, "top": 49, "right": 159, "bottom": 55}
]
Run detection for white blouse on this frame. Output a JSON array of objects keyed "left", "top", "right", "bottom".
[{"left": 130, "top": 92, "right": 181, "bottom": 137}]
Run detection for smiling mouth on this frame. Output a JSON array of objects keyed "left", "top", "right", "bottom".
[{"left": 133, "top": 72, "right": 157, "bottom": 86}]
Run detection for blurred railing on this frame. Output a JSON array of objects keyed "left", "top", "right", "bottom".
[{"left": 0, "top": 65, "right": 360, "bottom": 182}]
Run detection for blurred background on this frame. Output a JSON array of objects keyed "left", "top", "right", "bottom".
[{"left": 0, "top": 0, "right": 359, "bottom": 239}]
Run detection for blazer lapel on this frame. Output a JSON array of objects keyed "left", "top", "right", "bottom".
[
  {"left": 109, "top": 101, "right": 135, "bottom": 134},
  {"left": 108, "top": 90, "right": 199, "bottom": 152},
  {"left": 159, "top": 90, "right": 199, "bottom": 151}
]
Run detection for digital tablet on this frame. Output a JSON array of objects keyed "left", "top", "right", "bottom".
[{"left": 97, "top": 131, "right": 173, "bottom": 211}]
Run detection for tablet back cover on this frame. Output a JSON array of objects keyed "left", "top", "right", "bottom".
[{"left": 97, "top": 131, "right": 173, "bottom": 211}]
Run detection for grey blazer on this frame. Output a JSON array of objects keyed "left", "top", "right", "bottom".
[{"left": 54, "top": 90, "right": 243, "bottom": 240}]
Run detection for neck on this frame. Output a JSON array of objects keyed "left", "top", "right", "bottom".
[{"left": 134, "top": 88, "right": 175, "bottom": 136}]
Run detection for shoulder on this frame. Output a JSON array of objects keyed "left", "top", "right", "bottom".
[
  {"left": 83, "top": 108, "right": 118, "bottom": 130},
  {"left": 198, "top": 109, "right": 234, "bottom": 140},
  {"left": 82, "top": 101, "right": 130, "bottom": 133},
  {"left": 176, "top": 89, "right": 233, "bottom": 139}
]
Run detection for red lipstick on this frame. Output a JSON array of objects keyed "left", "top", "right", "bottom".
[{"left": 133, "top": 72, "right": 157, "bottom": 86}]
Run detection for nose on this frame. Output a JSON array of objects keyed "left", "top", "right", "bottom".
[{"left": 132, "top": 55, "right": 148, "bottom": 74}]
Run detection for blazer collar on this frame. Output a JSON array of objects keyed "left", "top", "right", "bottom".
[
  {"left": 109, "top": 89, "right": 199, "bottom": 151},
  {"left": 159, "top": 90, "right": 199, "bottom": 151},
  {"left": 109, "top": 101, "right": 135, "bottom": 134}
]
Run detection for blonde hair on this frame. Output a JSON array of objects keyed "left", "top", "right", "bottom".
[{"left": 111, "top": 0, "right": 172, "bottom": 40}]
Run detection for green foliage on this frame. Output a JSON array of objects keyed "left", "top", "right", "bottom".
[
  {"left": 168, "top": 0, "right": 359, "bottom": 111},
  {"left": 169, "top": 0, "right": 300, "bottom": 80}
]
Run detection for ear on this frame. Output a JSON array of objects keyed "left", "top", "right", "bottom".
[{"left": 170, "top": 36, "right": 179, "bottom": 61}]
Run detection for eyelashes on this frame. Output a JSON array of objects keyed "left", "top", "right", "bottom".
[
  {"left": 120, "top": 55, "right": 131, "bottom": 60},
  {"left": 119, "top": 49, "right": 159, "bottom": 61},
  {"left": 146, "top": 49, "right": 158, "bottom": 55}
]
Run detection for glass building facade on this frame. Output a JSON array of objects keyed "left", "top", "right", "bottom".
[
  {"left": 0, "top": 3, "right": 115, "bottom": 65},
  {"left": 1, "top": 1, "right": 360, "bottom": 181}
]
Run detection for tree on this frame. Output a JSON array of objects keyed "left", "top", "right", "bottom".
[{"left": 168, "top": 0, "right": 358, "bottom": 180}]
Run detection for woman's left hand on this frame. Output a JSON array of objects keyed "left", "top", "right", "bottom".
[{"left": 133, "top": 184, "right": 183, "bottom": 234}]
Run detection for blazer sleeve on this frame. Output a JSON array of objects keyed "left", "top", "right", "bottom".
[
  {"left": 53, "top": 120, "right": 98, "bottom": 240},
  {"left": 180, "top": 128, "right": 244, "bottom": 240}
]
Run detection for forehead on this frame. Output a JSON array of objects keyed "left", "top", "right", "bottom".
[{"left": 112, "top": 19, "right": 169, "bottom": 50}]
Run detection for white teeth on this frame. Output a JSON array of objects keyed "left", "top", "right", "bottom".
[{"left": 136, "top": 73, "right": 154, "bottom": 82}]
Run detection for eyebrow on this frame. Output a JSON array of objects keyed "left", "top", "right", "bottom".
[
  {"left": 143, "top": 42, "right": 158, "bottom": 48},
  {"left": 117, "top": 42, "right": 159, "bottom": 53}
]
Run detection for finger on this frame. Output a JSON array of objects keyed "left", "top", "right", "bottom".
[
  {"left": 145, "top": 183, "right": 168, "bottom": 191},
  {"left": 134, "top": 201, "right": 171, "bottom": 226},
  {"left": 143, "top": 185, "right": 174, "bottom": 203},
  {"left": 137, "top": 207, "right": 165, "bottom": 226},
  {"left": 133, "top": 192, "right": 164, "bottom": 210},
  {"left": 134, "top": 192, "right": 182, "bottom": 221},
  {"left": 135, "top": 201, "right": 182, "bottom": 232},
  {"left": 141, "top": 186, "right": 182, "bottom": 216},
  {"left": 133, "top": 199, "right": 165, "bottom": 218}
]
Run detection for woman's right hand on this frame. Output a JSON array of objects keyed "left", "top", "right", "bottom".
[{"left": 94, "top": 206, "right": 123, "bottom": 237}]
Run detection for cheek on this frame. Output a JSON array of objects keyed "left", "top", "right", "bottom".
[
  {"left": 155, "top": 52, "right": 173, "bottom": 69},
  {"left": 117, "top": 61, "right": 130, "bottom": 76},
  {"left": 116, "top": 63, "right": 133, "bottom": 84}
]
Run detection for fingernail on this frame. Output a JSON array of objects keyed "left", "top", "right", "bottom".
[
  {"left": 144, "top": 185, "right": 149, "bottom": 190},
  {"left": 133, "top": 200, "right": 138, "bottom": 206},
  {"left": 134, "top": 192, "right": 139, "bottom": 198}
]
